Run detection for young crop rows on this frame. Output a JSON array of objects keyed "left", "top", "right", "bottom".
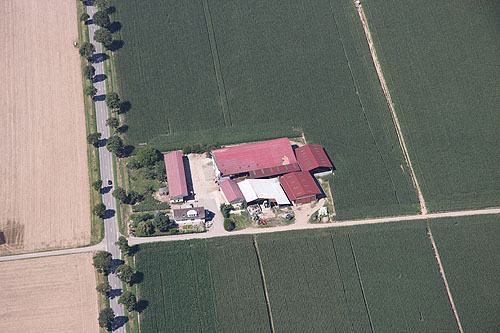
[
  {"left": 111, "top": 0, "right": 419, "bottom": 219},
  {"left": 132, "top": 218, "right": 500, "bottom": 332}
]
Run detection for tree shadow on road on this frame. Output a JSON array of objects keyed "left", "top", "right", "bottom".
[
  {"left": 94, "top": 94, "right": 106, "bottom": 102},
  {"left": 112, "top": 316, "right": 128, "bottom": 331},
  {"left": 110, "top": 259, "right": 124, "bottom": 273},
  {"left": 91, "top": 53, "right": 108, "bottom": 64},
  {"left": 93, "top": 74, "right": 107, "bottom": 83},
  {"left": 103, "top": 209, "right": 115, "bottom": 219},
  {"left": 108, "top": 288, "right": 122, "bottom": 299}
]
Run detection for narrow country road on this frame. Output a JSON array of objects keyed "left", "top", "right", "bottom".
[{"left": 85, "top": 3, "right": 126, "bottom": 331}]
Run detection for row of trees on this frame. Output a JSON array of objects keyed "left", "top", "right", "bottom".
[{"left": 93, "top": 235, "right": 140, "bottom": 330}]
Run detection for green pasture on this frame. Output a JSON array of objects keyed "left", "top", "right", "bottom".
[{"left": 363, "top": 0, "right": 500, "bottom": 211}]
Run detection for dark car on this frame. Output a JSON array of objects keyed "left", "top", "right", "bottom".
[
  {"left": 286, "top": 214, "right": 294, "bottom": 221},
  {"left": 107, "top": 179, "right": 112, "bottom": 186}
]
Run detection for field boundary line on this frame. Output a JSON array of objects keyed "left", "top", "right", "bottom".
[
  {"left": 330, "top": 233, "right": 355, "bottom": 331},
  {"left": 355, "top": 3, "right": 427, "bottom": 214},
  {"left": 426, "top": 225, "right": 464, "bottom": 332},
  {"left": 252, "top": 236, "right": 275, "bottom": 333},
  {"left": 201, "top": 0, "right": 232, "bottom": 127},
  {"left": 348, "top": 235, "right": 374, "bottom": 332},
  {"left": 328, "top": 0, "right": 401, "bottom": 205}
]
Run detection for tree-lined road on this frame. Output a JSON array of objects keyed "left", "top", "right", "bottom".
[{"left": 86, "top": 3, "right": 125, "bottom": 331}]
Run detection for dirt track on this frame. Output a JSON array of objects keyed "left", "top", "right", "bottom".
[
  {"left": 0, "top": 0, "right": 90, "bottom": 252},
  {"left": 0, "top": 253, "right": 98, "bottom": 333}
]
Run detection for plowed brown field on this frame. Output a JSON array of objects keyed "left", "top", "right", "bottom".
[
  {"left": 0, "top": 0, "right": 89, "bottom": 252},
  {"left": 0, "top": 253, "right": 98, "bottom": 332}
]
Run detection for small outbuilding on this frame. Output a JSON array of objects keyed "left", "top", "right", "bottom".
[
  {"left": 173, "top": 206, "right": 206, "bottom": 225},
  {"left": 280, "top": 171, "right": 322, "bottom": 205},
  {"left": 164, "top": 151, "right": 188, "bottom": 203},
  {"left": 220, "top": 178, "right": 245, "bottom": 205}
]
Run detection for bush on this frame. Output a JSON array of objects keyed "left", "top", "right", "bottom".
[
  {"left": 92, "top": 179, "right": 103, "bottom": 191},
  {"left": 80, "top": 12, "right": 90, "bottom": 22},
  {"left": 220, "top": 204, "right": 233, "bottom": 218},
  {"left": 224, "top": 218, "right": 235, "bottom": 231},
  {"left": 136, "top": 146, "right": 160, "bottom": 167}
]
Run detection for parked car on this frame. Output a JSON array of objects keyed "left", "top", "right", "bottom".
[
  {"left": 285, "top": 214, "right": 294, "bottom": 221},
  {"left": 107, "top": 179, "right": 112, "bottom": 185}
]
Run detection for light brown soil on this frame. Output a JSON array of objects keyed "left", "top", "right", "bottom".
[
  {"left": 0, "top": 253, "right": 98, "bottom": 333},
  {"left": 0, "top": 0, "right": 90, "bottom": 252}
]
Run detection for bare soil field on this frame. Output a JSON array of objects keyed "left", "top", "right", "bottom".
[
  {"left": 0, "top": 253, "right": 98, "bottom": 332},
  {"left": 0, "top": 0, "right": 89, "bottom": 253}
]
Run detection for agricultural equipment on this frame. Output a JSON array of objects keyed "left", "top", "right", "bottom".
[{"left": 258, "top": 217, "right": 267, "bottom": 225}]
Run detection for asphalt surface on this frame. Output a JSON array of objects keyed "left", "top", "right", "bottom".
[{"left": 85, "top": 4, "right": 126, "bottom": 331}]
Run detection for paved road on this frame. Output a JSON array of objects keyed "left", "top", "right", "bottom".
[{"left": 85, "top": 3, "right": 126, "bottom": 331}]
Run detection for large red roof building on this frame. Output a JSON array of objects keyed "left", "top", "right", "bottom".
[
  {"left": 280, "top": 171, "right": 322, "bottom": 204},
  {"left": 212, "top": 138, "right": 300, "bottom": 179},
  {"left": 164, "top": 151, "right": 188, "bottom": 203},
  {"left": 294, "top": 144, "right": 333, "bottom": 174}
]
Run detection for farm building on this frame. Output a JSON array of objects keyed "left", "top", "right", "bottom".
[
  {"left": 220, "top": 178, "right": 245, "bottom": 205},
  {"left": 280, "top": 172, "right": 322, "bottom": 204},
  {"left": 294, "top": 144, "right": 333, "bottom": 175},
  {"left": 237, "top": 179, "right": 290, "bottom": 205},
  {"left": 211, "top": 138, "right": 300, "bottom": 179},
  {"left": 164, "top": 151, "right": 188, "bottom": 203},
  {"left": 173, "top": 206, "right": 206, "bottom": 225}
]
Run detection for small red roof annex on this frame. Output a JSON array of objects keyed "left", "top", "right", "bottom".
[
  {"left": 279, "top": 171, "right": 321, "bottom": 201},
  {"left": 294, "top": 144, "right": 332, "bottom": 172}
]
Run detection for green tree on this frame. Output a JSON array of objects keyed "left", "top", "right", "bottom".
[
  {"left": 136, "top": 146, "right": 159, "bottom": 167},
  {"left": 126, "top": 158, "right": 141, "bottom": 170},
  {"left": 182, "top": 144, "right": 192, "bottom": 155},
  {"left": 79, "top": 41, "right": 95, "bottom": 60},
  {"left": 98, "top": 307, "right": 114, "bottom": 330},
  {"left": 84, "top": 85, "right": 97, "bottom": 97},
  {"left": 93, "top": 203, "right": 106, "bottom": 219},
  {"left": 80, "top": 12, "right": 90, "bottom": 22},
  {"left": 92, "top": 251, "right": 112, "bottom": 273},
  {"left": 94, "top": 28, "right": 113, "bottom": 48},
  {"left": 96, "top": 281, "right": 111, "bottom": 296},
  {"left": 127, "top": 190, "right": 143, "bottom": 205},
  {"left": 83, "top": 64, "right": 95, "bottom": 80},
  {"left": 92, "top": 179, "right": 103, "bottom": 191},
  {"left": 87, "top": 132, "right": 101, "bottom": 147},
  {"left": 118, "top": 291, "right": 137, "bottom": 312},
  {"left": 115, "top": 236, "right": 131, "bottom": 256},
  {"left": 153, "top": 214, "right": 172, "bottom": 232},
  {"left": 95, "top": 0, "right": 110, "bottom": 12},
  {"left": 105, "top": 117, "right": 119, "bottom": 129},
  {"left": 106, "top": 135, "right": 123, "bottom": 155},
  {"left": 220, "top": 204, "right": 233, "bottom": 218},
  {"left": 115, "top": 264, "right": 135, "bottom": 285},
  {"left": 137, "top": 220, "right": 154, "bottom": 236},
  {"left": 241, "top": 200, "right": 248, "bottom": 209},
  {"left": 106, "top": 92, "right": 120, "bottom": 110},
  {"left": 155, "top": 161, "right": 166, "bottom": 182},
  {"left": 224, "top": 218, "right": 235, "bottom": 231},
  {"left": 92, "top": 11, "right": 110, "bottom": 28},
  {"left": 112, "top": 187, "right": 128, "bottom": 203}
]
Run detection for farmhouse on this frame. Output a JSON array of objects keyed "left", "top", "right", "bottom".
[
  {"left": 211, "top": 138, "right": 300, "bottom": 179},
  {"left": 173, "top": 206, "right": 206, "bottom": 225},
  {"left": 164, "top": 151, "right": 188, "bottom": 203},
  {"left": 294, "top": 144, "right": 333, "bottom": 175},
  {"left": 220, "top": 178, "right": 245, "bottom": 205},
  {"left": 280, "top": 171, "right": 322, "bottom": 204},
  {"left": 237, "top": 178, "right": 290, "bottom": 205}
]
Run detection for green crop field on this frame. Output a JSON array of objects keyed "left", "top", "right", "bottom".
[
  {"left": 135, "top": 221, "right": 464, "bottom": 332},
  {"left": 111, "top": 0, "right": 419, "bottom": 219},
  {"left": 363, "top": 0, "right": 500, "bottom": 211},
  {"left": 430, "top": 215, "right": 500, "bottom": 331}
]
